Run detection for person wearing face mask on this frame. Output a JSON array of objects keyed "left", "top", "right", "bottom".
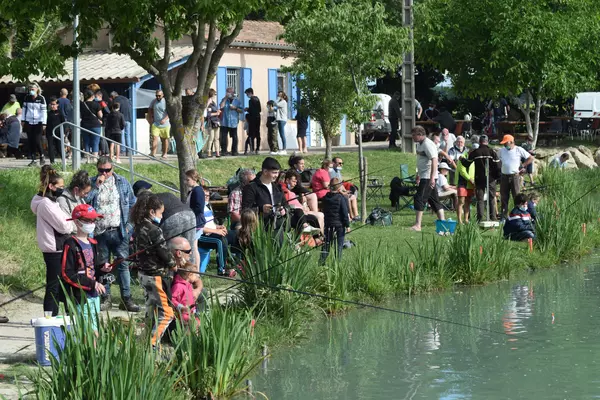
[
  {"left": 503, "top": 193, "right": 535, "bottom": 242},
  {"left": 86, "top": 156, "right": 139, "bottom": 312},
  {"left": 219, "top": 87, "right": 243, "bottom": 156},
  {"left": 130, "top": 193, "right": 176, "bottom": 348},
  {"left": 22, "top": 83, "right": 47, "bottom": 167},
  {"left": 58, "top": 170, "right": 92, "bottom": 231},
  {"left": 447, "top": 135, "right": 467, "bottom": 183},
  {"left": 61, "top": 204, "right": 112, "bottom": 332},
  {"left": 1, "top": 94, "right": 21, "bottom": 116},
  {"left": 468, "top": 135, "right": 501, "bottom": 222},
  {"left": 31, "top": 165, "right": 75, "bottom": 316},
  {"left": 498, "top": 134, "right": 534, "bottom": 220},
  {"left": 243, "top": 88, "right": 261, "bottom": 155}
]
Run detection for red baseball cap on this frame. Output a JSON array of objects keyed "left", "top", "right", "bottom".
[{"left": 67, "top": 204, "right": 104, "bottom": 221}]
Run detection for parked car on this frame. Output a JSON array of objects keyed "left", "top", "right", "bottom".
[
  {"left": 574, "top": 92, "right": 600, "bottom": 119},
  {"left": 358, "top": 93, "right": 392, "bottom": 142}
]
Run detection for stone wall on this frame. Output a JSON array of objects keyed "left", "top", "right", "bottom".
[{"left": 531, "top": 145, "right": 600, "bottom": 172}]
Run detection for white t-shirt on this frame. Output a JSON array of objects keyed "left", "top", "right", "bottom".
[
  {"left": 440, "top": 133, "right": 456, "bottom": 152},
  {"left": 264, "top": 182, "right": 274, "bottom": 205},
  {"left": 498, "top": 146, "right": 530, "bottom": 174},
  {"left": 436, "top": 173, "right": 448, "bottom": 195},
  {"left": 416, "top": 137, "right": 439, "bottom": 179}
]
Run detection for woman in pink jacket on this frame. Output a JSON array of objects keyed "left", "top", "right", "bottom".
[
  {"left": 31, "top": 166, "right": 74, "bottom": 316},
  {"left": 171, "top": 264, "right": 203, "bottom": 324}
]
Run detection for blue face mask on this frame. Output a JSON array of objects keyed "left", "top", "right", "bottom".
[
  {"left": 152, "top": 216, "right": 162, "bottom": 224},
  {"left": 29, "top": 90, "right": 36, "bottom": 96},
  {"left": 518, "top": 205, "right": 528, "bottom": 212}
]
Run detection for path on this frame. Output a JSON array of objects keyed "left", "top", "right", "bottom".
[{"left": 0, "top": 142, "right": 389, "bottom": 171}]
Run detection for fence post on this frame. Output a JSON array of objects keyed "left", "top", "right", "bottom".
[
  {"left": 129, "top": 149, "right": 135, "bottom": 184},
  {"left": 361, "top": 157, "right": 368, "bottom": 222}
]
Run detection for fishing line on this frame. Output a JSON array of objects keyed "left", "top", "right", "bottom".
[
  {"left": 561, "top": 180, "right": 600, "bottom": 212},
  {"left": 197, "top": 270, "right": 549, "bottom": 344}
]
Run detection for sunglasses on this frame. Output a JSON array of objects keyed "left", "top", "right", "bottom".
[
  {"left": 156, "top": 96, "right": 163, "bottom": 99},
  {"left": 180, "top": 248, "right": 192, "bottom": 254},
  {"left": 97, "top": 168, "right": 112, "bottom": 173},
  {"left": 337, "top": 162, "right": 344, "bottom": 165}
]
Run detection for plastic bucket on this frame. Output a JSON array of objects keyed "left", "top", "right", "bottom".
[
  {"left": 31, "top": 316, "right": 71, "bottom": 366},
  {"left": 436, "top": 219, "right": 457, "bottom": 235}
]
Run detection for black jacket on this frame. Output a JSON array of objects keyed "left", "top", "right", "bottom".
[
  {"left": 388, "top": 97, "right": 401, "bottom": 120},
  {"left": 242, "top": 178, "right": 287, "bottom": 226},
  {"left": 61, "top": 236, "right": 101, "bottom": 303},
  {"left": 134, "top": 219, "right": 176, "bottom": 276},
  {"left": 322, "top": 192, "right": 350, "bottom": 228},
  {"left": 247, "top": 96, "right": 261, "bottom": 120},
  {"left": 105, "top": 110, "right": 125, "bottom": 136},
  {"left": 46, "top": 111, "right": 65, "bottom": 137},
  {"left": 433, "top": 111, "right": 456, "bottom": 132},
  {"left": 468, "top": 145, "right": 501, "bottom": 187}
]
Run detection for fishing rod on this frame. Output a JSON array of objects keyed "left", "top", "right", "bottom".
[
  {"left": 196, "top": 270, "right": 548, "bottom": 344},
  {"left": 562, "top": 180, "right": 600, "bottom": 212}
]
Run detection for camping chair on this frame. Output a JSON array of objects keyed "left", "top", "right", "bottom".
[
  {"left": 366, "top": 176, "right": 385, "bottom": 206},
  {"left": 390, "top": 164, "right": 418, "bottom": 211}
]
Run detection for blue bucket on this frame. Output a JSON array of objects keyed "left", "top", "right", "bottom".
[
  {"left": 31, "top": 316, "right": 71, "bottom": 366},
  {"left": 436, "top": 219, "right": 457, "bottom": 235}
]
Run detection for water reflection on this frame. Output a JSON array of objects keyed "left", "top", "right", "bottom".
[{"left": 252, "top": 258, "right": 600, "bottom": 399}]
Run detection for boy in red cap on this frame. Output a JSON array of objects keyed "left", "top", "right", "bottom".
[{"left": 61, "top": 204, "right": 112, "bottom": 332}]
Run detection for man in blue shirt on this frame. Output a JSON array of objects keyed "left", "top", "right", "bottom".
[{"left": 219, "top": 87, "right": 243, "bottom": 156}]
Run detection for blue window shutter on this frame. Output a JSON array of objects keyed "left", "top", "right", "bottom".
[
  {"left": 289, "top": 73, "right": 298, "bottom": 119},
  {"left": 268, "top": 69, "right": 278, "bottom": 101},
  {"left": 217, "top": 67, "right": 227, "bottom": 103},
  {"left": 241, "top": 68, "right": 252, "bottom": 109},
  {"left": 340, "top": 115, "right": 347, "bottom": 145}
]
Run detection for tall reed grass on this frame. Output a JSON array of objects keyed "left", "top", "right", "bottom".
[{"left": 26, "top": 296, "right": 186, "bottom": 400}]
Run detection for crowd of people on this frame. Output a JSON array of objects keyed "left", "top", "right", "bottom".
[
  {"left": 409, "top": 125, "right": 541, "bottom": 242},
  {"left": 30, "top": 151, "right": 359, "bottom": 346}
]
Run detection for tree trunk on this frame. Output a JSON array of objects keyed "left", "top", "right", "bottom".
[
  {"left": 166, "top": 96, "right": 201, "bottom": 201},
  {"left": 522, "top": 89, "right": 533, "bottom": 140},
  {"left": 533, "top": 95, "right": 542, "bottom": 148}
]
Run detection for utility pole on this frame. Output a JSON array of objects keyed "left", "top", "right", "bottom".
[
  {"left": 72, "top": 3, "right": 81, "bottom": 170},
  {"left": 401, "top": 0, "right": 416, "bottom": 153}
]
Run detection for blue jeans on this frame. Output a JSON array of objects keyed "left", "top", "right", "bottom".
[
  {"left": 277, "top": 120, "right": 287, "bottom": 150},
  {"left": 120, "top": 121, "right": 131, "bottom": 155},
  {"left": 82, "top": 126, "right": 101, "bottom": 153},
  {"left": 96, "top": 229, "right": 131, "bottom": 298}
]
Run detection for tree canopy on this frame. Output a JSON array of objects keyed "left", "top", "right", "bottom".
[
  {"left": 416, "top": 0, "right": 600, "bottom": 144},
  {"left": 282, "top": 0, "right": 408, "bottom": 158}
]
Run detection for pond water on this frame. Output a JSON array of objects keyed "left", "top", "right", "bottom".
[{"left": 252, "top": 255, "right": 600, "bottom": 399}]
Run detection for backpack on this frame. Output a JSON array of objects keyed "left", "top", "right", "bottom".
[{"left": 367, "top": 207, "right": 393, "bottom": 226}]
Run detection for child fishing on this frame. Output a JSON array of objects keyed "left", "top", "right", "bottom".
[
  {"left": 61, "top": 204, "right": 112, "bottom": 332},
  {"left": 130, "top": 192, "right": 176, "bottom": 349}
]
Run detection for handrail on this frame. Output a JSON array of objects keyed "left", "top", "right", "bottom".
[{"left": 52, "top": 122, "right": 182, "bottom": 194}]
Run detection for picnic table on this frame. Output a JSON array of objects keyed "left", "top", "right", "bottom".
[{"left": 496, "top": 121, "right": 552, "bottom": 135}]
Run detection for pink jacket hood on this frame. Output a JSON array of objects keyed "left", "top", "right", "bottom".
[{"left": 31, "top": 194, "right": 74, "bottom": 253}]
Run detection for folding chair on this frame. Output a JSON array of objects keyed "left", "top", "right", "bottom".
[
  {"left": 390, "top": 164, "right": 418, "bottom": 211},
  {"left": 366, "top": 176, "right": 385, "bottom": 206}
]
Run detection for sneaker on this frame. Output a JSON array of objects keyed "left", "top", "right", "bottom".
[
  {"left": 27, "top": 160, "right": 37, "bottom": 167},
  {"left": 100, "top": 295, "right": 112, "bottom": 311},
  {"left": 115, "top": 159, "right": 121, "bottom": 164},
  {"left": 40, "top": 157, "right": 45, "bottom": 165},
  {"left": 352, "top": 216, "right": 362, "bottom": 222},
  {"left": 279, "top": 150, "right": 287, "bottom": 155},
  {"left": 302, "top": 226, "right": 321, "bottom": 234},
  {"left": 119, "top": 296, "right": 141, "bottom": 312},
  {"left": 255, "top": 150, "right": 259, "bottom": 155},
  {"left": 269, "top": 151, "right": 279, "bottom": 156}
]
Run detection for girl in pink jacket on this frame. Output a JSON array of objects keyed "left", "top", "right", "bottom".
[
  {"left": 171, "top": 264, "right": 203, "bottom": 324},
  {"left": 30, "top": 165, "right": 74, "bottom": 316}
]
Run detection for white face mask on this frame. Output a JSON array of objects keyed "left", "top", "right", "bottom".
[{"left": 79, "top": 222, "right": 96, "bottom": 234}]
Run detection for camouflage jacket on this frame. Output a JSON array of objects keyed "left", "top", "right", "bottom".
[{"left": 134, "top": 219, "right": 175, "bottom": 276}]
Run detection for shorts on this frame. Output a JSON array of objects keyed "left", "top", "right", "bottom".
[
  {"left": 413, "top": 179, "right": 442, "bottom": 212},
  {"left": 457, "top": 187, "right": 474, "bottom": 197},
  {"left": 108, "top": 133, "right": 122, "bottom": 144},
  {"left": 526, "top": 163, "right": 533, "bottom": 174},
  {"left": 151, "top": 124, "right": 170, "bottom": 139},
  {"left": 75, "top": 295, "right": 100, "bottom": 331}
]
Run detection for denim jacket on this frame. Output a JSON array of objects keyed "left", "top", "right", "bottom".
[{"left": 86, "top": 173, "right": 136, "bottom": 239}]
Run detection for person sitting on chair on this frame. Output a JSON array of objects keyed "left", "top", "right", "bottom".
[{"left": 436, "top": 162, "right": 457, "bottom": 210}]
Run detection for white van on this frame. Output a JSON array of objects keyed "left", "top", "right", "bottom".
[
  {"left": 361, "top": 93, "right": 392, "bottom": 141},
  {"left": 574, "top": 92, "right": 600, "bottom": 119}
]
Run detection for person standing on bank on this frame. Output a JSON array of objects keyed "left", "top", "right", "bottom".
[
  {"left": 388, "top": 91, "right": 401, "bottom": 148},
  {"left": 148, "top": 90, "right": 170, "bottom": 159},
  {"left": 204, "top": 88, "right": 221, "bottom": 158},
  {"left": 498, "top": 134, "right": 534, "bottom": 220},
  {"left": 468, "top": 135, "right": 501, "bottom": 222},
  {"left": 219, "top": 87, "right": 243, "bottom": 156},
  {"left": 80, "top": 90, "right": 103, "bottom": 162},
  {"left": 244, "top": 88, "right": 261, "bottom": 155},
  {"left": 57, "top": 170, "right": 92, "bottom": 229},
  {"left": 31, "top": 166, "right": 73, "bottom": 316},
  {"left": 109, "top": 91, "right": 132, "bottom": 155},
  {"left": 23, "top": 83, "right": 47, "bottom": 167},
  {"left": 296, "top": 99, "right": 309, "bottom": 154},
  {"left": 105, "top": 102, "right": 125, "bottom": 164},
  {"left": 45, "top": 97, "right": 65, "bottom": 164},
  {"left": 275, "top": 91, "right": 288, "bottom": 155},
  {"left": 410, "top": 126, "right": 445, "bottom": 232},
  {"left": 85, "top": 156, "right": 140, "bottom": 312}
]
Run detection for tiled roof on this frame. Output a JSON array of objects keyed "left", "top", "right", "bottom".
[{"left": 0, "top": 21, "right": 291, "bottom": 85}]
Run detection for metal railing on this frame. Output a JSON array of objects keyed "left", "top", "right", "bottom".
[{"left": 52, "top": 122, "right": 210, "bottom": 194}]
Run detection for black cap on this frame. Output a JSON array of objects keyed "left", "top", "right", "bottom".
[
  {"left": 479, "top": 135, "right": 489, "bottom": 144},
  {"left": 132, "top": 180, "right": 152, "bottom": 196},
  {"left": 262, "top": 157, "right": 281, "bottom": 171}
]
